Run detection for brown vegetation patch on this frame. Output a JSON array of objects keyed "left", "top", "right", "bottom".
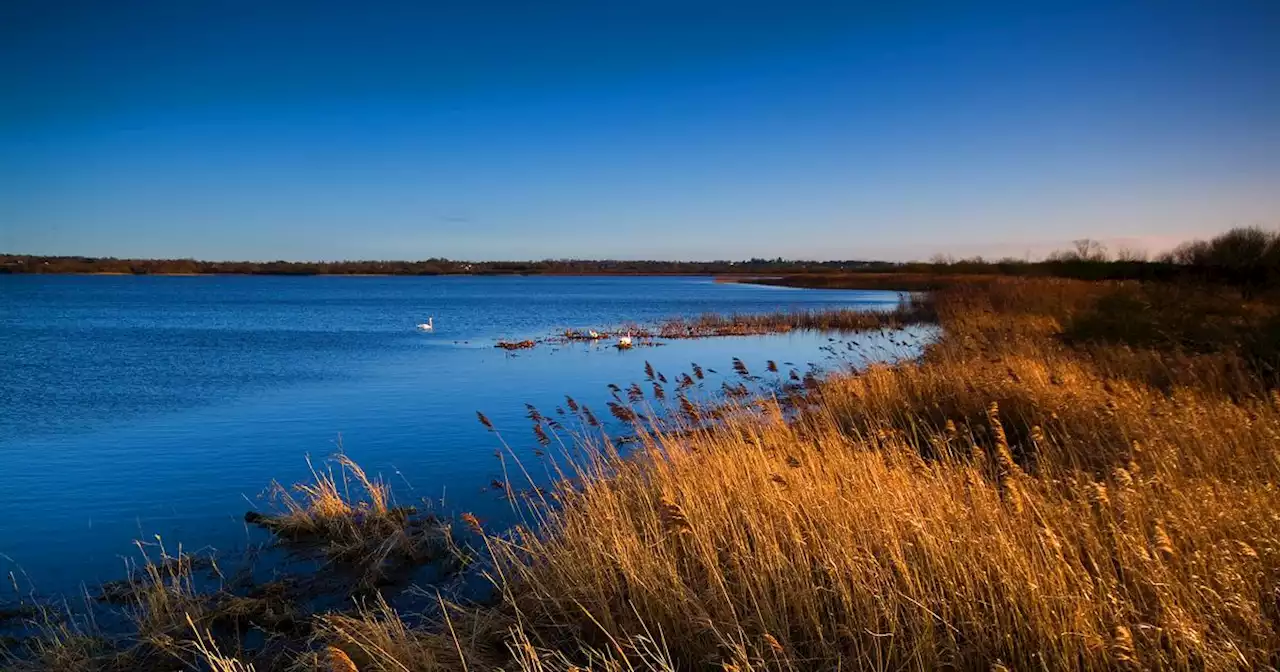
[
  {"left": 495, "top": 339, "right": 538, "bottom": 350},
  {"left": 656, "top": 299, "right": 934, "bottom": 338}
]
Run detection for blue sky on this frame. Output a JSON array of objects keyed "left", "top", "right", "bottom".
[{"left": 2, "top": 1, "right": 1278, "bottom": 261}]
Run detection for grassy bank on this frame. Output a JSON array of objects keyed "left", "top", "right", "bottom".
[
  {"left": 439, "top": 279, "right": 1280, "bottom": 671},
  {"left": 6, "top": 278, "right": 1280, "bottom": 671}
]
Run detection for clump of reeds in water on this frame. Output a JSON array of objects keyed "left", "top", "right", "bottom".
[
  {"left": 245, "top": 454, "right": 464, "bottom": 585},
  {"left": 656, "top": 298, "right": 934, "bottom": 339},
  {"left": 495, "top": 339, "right": 538, "bottom": 350},
  {"left": 553, "top": 305, "right": 928, "bottom": 349}
]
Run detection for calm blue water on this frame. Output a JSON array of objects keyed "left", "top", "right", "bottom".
[{"left": 0, "top": 275, "right": 926, "bottom": 593}]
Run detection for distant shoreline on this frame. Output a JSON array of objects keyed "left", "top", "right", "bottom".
[
  {"left": 24, "top": 271, "right": 773, "bottom": 278},
  {"left": 8, "top": 226, "right": 1275, "bottom": 292},
  {"left": 0, "top": 254, "right": 886, "bottom": 278}
]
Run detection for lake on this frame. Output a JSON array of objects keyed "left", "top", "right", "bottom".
[{"left": 0, "top": 275, "right": 929, "bottom": 594}]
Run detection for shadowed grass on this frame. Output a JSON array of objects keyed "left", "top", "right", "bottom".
[{"left": 2, "top": 541, "right": 308, "bottom": 671}]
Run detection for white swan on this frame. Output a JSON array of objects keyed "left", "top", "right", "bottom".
[
  {"left": 416, "top": 316, "right": 434, "bottom": 331},
  {"left": 617, "top": 334, "right": 633, "bottom": 348},
  {"left": 588, "top": 329, "right": 601, "bottom": 339}
]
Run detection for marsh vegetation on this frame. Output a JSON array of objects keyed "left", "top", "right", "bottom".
[{"left": 4, "top": 274, "right": 1280, "bottom": 671}]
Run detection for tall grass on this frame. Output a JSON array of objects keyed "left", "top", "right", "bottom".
[{"left": 456, "top": 410, "right": 1280, "bottom": 669}]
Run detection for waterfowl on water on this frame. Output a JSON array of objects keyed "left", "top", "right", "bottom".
[{"left": 416, "top": 316, "right": 434, "bottom": 331}]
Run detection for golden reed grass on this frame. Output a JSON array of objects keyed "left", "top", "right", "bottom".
[{"left": 420, "top": 278, "right": 1280, "bottom": 671}]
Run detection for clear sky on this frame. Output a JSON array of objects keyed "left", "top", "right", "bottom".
[{"left": 2, "top": 1, "right": 1278, "bottom": 261}]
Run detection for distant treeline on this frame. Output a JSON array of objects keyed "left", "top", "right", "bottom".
[
  {"left": 905, "top": 227, "right": 1280, "bottom": 295},
  {"left": 4, "top": 227, "right": 1278, "bottom": 291},
  {"left": 760, "top": 228, "right": 1280, "bottom": 296}
]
